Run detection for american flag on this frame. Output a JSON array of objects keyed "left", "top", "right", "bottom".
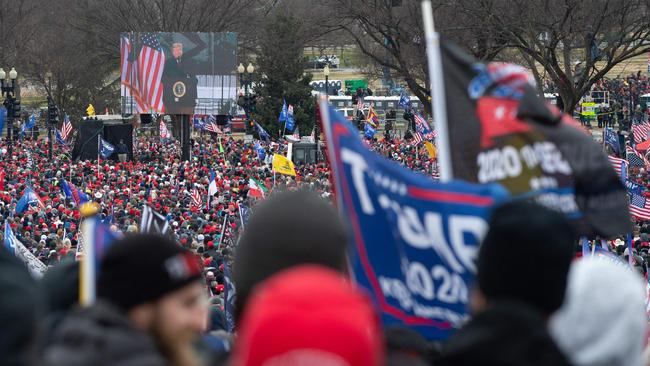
[
  {"left": 608, "top": 155, "right": 626, "bottom": 179},
  {"left": 633, "top": 122, "right": 650, "bottom": 143},
  {"left": 159, "top": 120, "right": 170, "bottom": 139},
  {"left": 204, "top": 115, "right": 223, "bottom": 134},
  {"left": 412, "top": 132, "right": 423, "bottom": 145},
  {"left": 61, "top": 114, "right": 73, "bottom": 140},
  {"left": 137, "top": 33, "right": 165, "bottom": 113},
  {"left": 414, "top": 113, "right": 436, "bottom": 140},
  {"left": 626, "top": 145, "right": 649, "bottom": 167},
  {"left": 190, "top": 189, "right": 202, "bottom": 208},
  {"left": 630, "top": 193, "right": 650, "bottom": 220}
]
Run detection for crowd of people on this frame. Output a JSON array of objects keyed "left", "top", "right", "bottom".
[{"left": 0, "top": 121, "right": 648, "bottom": 366}]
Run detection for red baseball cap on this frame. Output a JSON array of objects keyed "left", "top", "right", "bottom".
[{"left": 232, "top": 265, "right": 384, "bottom": 366}]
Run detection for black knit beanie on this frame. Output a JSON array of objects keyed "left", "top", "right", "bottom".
[
  {"left": 477, "top": 200, "right": 575, "bottom": 316},
  {"left": 98, "top": 234, "right": 203, "bottom": 311},
  {"left": 233, "top": 190, "right": 348, "bottom": 321}
]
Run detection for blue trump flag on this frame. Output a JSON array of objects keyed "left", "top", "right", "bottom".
[
  {"left": 285, "top": 104, "right": 295, "bottom": 132},
  {"left": 0, "top": 107, "right": 5, "bottom": 135},
  {"left": 55, "top": 129, "right": 66, "bottom": 145},
  {"left": 603, "top": 128, "right": 620, "bottom": 155},
  {"left": 399, "top": 90, "right": 411, "bottom": 110},
  {"left": 4, "top": 221, "right": 16, "bottom": 253},
  {"left": 278, "top": 99, "right": 288, "bottom": 123},
  {"left": 364, "top": 122, "right": 376, "bottom": 139},
  {"left": 320, "top": 100, "right": 508, "bottom": 340},
  {"left": 100, "top": 137, "right": 115, "bottom": 158},
  {"left": 254, "top": 141, "right": 266, "bottom": 160},
  {"left": 255, "top": 121, "right": 270, "bottom": 141},
  {"left": 25, "top": 114, "right": 36, "bottom": 129},
  {"left": 15, "top": 187, "right": 44, "bottom": 214},
  {"left": 223, "top": 261, "right": 236, "bottom": 332}
]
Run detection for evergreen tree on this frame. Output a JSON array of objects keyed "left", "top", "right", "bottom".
[{"left": 252, "top": 14, "right": 314, "bottom": 138}]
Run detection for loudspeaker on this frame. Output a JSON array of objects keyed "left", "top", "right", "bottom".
[
  {"left": 140, "top": 114, "right": 153, "bottom": 124},
  {"left": 71, "top": 120, "right": 103, "bottom": 161},
  {"left": 215, "top": 115, "right": 228, "bottom": 126}
]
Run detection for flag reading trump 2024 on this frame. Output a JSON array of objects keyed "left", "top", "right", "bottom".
[{"left": 320, "top": 102, "right": 508, "bottom": 340}]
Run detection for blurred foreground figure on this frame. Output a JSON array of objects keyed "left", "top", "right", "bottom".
[
  {"left": 0, "top": 244, "right": 40, "bottom": 366},
  {"left": 233, "top": 190, "right": 348, "bottom": 321},
  {"left": 550, "top": 258, "right": 647, "bottom": 366},
  {"left": 231, "top": 265, "right": 384, "bottom": 366},
  {"left": 44, "top": 234, "right": 206, "bottom": 366},
  {"left": 438, "top": 201, "right": 575, "bottom": 366}
]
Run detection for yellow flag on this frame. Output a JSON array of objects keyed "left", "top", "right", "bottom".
[
  {"left": 86, "top": 104, "right": 96, "bottom": 117},
  {"left": 424, "top": 141, "right": 437, "bottom": 159},
  {"left": 272, "top": 154, "right": 296, "bottom": 176}
]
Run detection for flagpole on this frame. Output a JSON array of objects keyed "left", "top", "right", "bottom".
[{"left": 422, "top": 0, "right": 452, "bottom": 182}]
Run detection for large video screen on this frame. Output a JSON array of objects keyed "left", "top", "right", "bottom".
[{"left": 120, "top": 32, "right": 237, "bottom": 116}]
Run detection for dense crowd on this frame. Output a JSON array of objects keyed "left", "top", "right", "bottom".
[{"left": 0, "top": 128, "right": 648, "bottom": 366}]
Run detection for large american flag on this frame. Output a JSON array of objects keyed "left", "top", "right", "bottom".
[
  {"left": 61, "top": 114, "right": 73, "bottom": 140},
  {"left": 121, "top": 33, "right": 165, "bottom": 113},
  {"left": 138, "top": 33, "right": 165, "bottom": 113},
  {"left": 633, "top": 122, "right": 650, "bottom": 143},
  {"left": 630, "top": 193, "right": 650, "bottom": 220},
  {"left": 608, "top": 155, "right": 626, "bottom": 179}
]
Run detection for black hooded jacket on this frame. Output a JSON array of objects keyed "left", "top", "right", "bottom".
[{"left": 437, "top": 301, "right": 572, "bottom": 366}]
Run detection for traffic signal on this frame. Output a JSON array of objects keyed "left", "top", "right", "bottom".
[
  {"left": 12, "top": 99, "right": 20, "bottom": 117},
  {"left": 48, "top": 103, "right": 59, "bottom": 124}
]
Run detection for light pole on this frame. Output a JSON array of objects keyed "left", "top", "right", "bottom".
[
  {"left": 46, "top": 72, "right": 53, "bottom": 159},
  {"left": 0, "top": 68, "right": 19, "bottom": 158},
  {"left": 238, "top": 62, "right": 255, "bottom": 135}
]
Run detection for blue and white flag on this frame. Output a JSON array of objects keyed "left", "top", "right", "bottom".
[
  {"left": 320, "top": 100, "right": 508, "bottom": 340},
  {"left": 4, "top": 221, "right": 16, "bottom": 253},
  {"left": 627, "top": 180, "right": 643, "bottom": 195},
  {"left": 364, "top": 122, "right": 376, "bottom": 139},
  {"left": 399, "top": 90, "right": 411, "bottom": 110},
  {"left": 100, "top": 137, "right": 115, "bottom": 158},
  {"left": 255, "top": 121, "right": 270, "bottom": 141},
  {"left": 223, "top": 261, "right": 236, "bottom": 332},
  {"left": 193, "top": 115, "right": 205, "bottom": 129},
  {"left": 254, "top": 141, "right": 266, "bottom": 160},
  {"left": 285, "top": 104, "right": 295, "bottom": 132},
  {"left": 0, "top": 107, "right": 5, "bottom": 135},
  {"left": 55, "top": 129, "right": 66, "bottom": 145},
  {"left": 25, "top": 114, "right": 36, "bottom": 129},
  {"left": 238, "top": 203, "right": 251, "bottom": 228},
  {"left": 604, "top": 128, "right": 620, "bottom": 155},
  {"left": 278, "top": 99, "right": 288, "bottom": 123}
]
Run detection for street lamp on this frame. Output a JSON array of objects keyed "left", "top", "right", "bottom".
[
  {"left": 238, "top": 62, "right": 255, "bottom": 134},
  {"left": 45, "top": 71, "right": 54, "bottom": 158},
  {"left": 0, "top": 67, "right": 19, "bottom": 158},
  {"left": 323, "top": 64, "right": 330, "bottom": 96}
]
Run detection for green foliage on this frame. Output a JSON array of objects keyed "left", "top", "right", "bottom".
[{"left": 252, "top": 14, "right": 315, "bottom": 137}]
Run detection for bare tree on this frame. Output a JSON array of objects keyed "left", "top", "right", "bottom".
[{"left": 458, "top": 0, "right": 650, "bottom": 113}]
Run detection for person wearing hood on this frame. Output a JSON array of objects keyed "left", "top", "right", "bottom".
[
  {"left": 550, "top": 258, "right": 647, "bottom": 366},
  {"left": 437, "top": 201, "right": 574, "bottom": 366}
]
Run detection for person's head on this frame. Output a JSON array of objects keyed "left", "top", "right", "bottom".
[
  {"left": 472, "top": 200, "right": 575, "bottom": 317},
  {"left": 172, "top": 43, "right": 183, "bottom": 59},
  {"left": 98, "top": 234, "right": 206, "bottom": 363},
  {"left": 232, "top": 265, "right": 384, "bottom": 366},
  {"left": 550, "top": 258, "right": 647, "bottom": 366},
  {"left": 233, "top": 190, "right": 348, "bottom": 321}
]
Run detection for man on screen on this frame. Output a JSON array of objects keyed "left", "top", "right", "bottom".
[{"left": 162, "top": 39, "right": 203, "bottom": 115}]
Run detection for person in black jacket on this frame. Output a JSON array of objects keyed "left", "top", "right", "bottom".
[{"left": 437, "top": 201, "right": 575, "bottom": 366}]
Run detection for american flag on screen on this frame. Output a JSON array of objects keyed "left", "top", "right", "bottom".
[
  {"left": 630, "top": 193, "right": 650, "bottom": 220},
  {"left": 61, "top": 114, "right": 73, "bottom": 140},
  {"left": 121, "top": 33, "right": 165, "bottom": 113}
]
